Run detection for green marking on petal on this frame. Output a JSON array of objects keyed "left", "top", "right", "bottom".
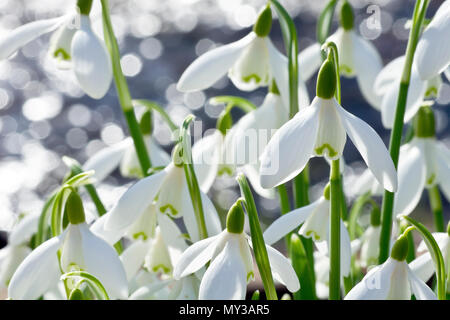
[
  {"left": 218, "top": 165, "right": 234, "bottom": 176},
  {"left": 315, "top": 143, "right": 338, "bottom": 158},
  {"left": 425, "top": 87, "right": 438, "bottom": 98},
  {"left": 427, "top": 173, "right": 436, "bottom": 186},
  {"left": 160, "top": 204, "right": 179, "bottom": 217},
  {"left": 247, "top": 271, "right": 255, "bottom": 282},
  {"left": 151, "top": 264, "right": 171, "bottom": 274},
  {"left": 305, "top": 230, "right": 321, "bottom": 241},
  {"left": 132, "top": 232, "right": 148, "bottom": 241},
  {"left": 53, "top": 48, "right": 71, "bottom": 61},
  {"left": 242, "top": 74, "right": 261, "bottom": 84},
  {"left": 340, "top": 64, "right": 353, "bottom": 75}
]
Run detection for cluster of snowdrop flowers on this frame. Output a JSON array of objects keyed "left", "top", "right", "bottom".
[{"left": 1, "top": 0, "right": 450, "bottom": 302}]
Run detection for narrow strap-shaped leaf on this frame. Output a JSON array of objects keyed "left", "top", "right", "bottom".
[
  {"left": 290, "top": 233, "right": 317, "bottom": 300},
  {"left": 317, "top": 0, "right": 338, "bottom": 45},
  {"left": 402, "top": 216, "right": 446, "bottom": 300}
]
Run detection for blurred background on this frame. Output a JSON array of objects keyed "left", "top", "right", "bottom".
[{"left": 0, "top": 0, "right": 448, "bottom": 268}]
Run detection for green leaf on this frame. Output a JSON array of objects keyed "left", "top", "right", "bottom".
[
  {"left": 317, "top": 0, "right": 338, "bottom": 45},
  {"left": 36, "top": 192, "right": 57, "bottom": 246},
  {"left": 236, "top": 173, "right": 277, "bottom": 300},
  {"left": 402, "top": 216, "right": 446, "bottom": 300},
  {"left": 62, "top": 271, "right": 110, "bottom": 300},
  {"left": 290, "top": 233, "right": 317, "bottom": 300}
]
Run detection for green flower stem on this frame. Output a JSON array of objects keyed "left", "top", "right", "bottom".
[
  {"left": 379, "top": 0, "right": 430, "bottom": 264},
  {"left": 237, "top": 174, "right": 277, "bottom": 300},
  {"left": 100, "top": 0, "right": 151, "bottom": 175},
  {"left": 402, "top": 216, "right": 447, "bottom": 300},
  {"left": 179, "top": 116, "right": 208, "bottom": 240},
  {"left": 277, "top": 185, "right": 290, "bottom": 215},
  {"left": 428, "top": 186, "right": 445, "bottom": 232},
  {"left": 329, "top": 159, "right": 341, "bottom": 300},
  {"left": 133, "top": 99, "right": 177, "bottom": 132}
]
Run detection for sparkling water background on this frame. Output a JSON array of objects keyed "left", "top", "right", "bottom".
[{"left": 0, "top": 0, "right": 449, "bottom": 246}]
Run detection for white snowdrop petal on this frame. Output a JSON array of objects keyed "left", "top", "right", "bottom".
[
  {"left": 177, "top": 32, "right": 256, "bottom": 92},
  {"left": 156, "top": 166, "right": 186, "bottom": 218},
  {"left": 263, "top": 201, "right": 318, "bottom": 245},
  {"left": 157, "top": 212, "right": 188, "bottom": 267},
  {"left": 300, "top": 198, "right": 330, "bottom": 241},
  {"left": 298, "top": 43, "right": 322, "bottom": 81},
  {"left": 259, "top": 98, "right": 320, "bottom": 188},
  {"left": 394, "top": 144, "right": 426, "bottom": 216},
  {"left": 198, "top": 237, "right": 247, "bottom": 300},
  {"left": 71, "top": 15, "right": 112, "bottom": 99},
  {"left": 90, "top": 213, "right": 124, "bottom": 245},
  {"left": 0, "top": 15, "right": 68, "bottom": 60},
  {"left": 266, "top": 39, "right": 290, "bottom": 110},
  {"left": 192, "top": 131, "right": 222, "bottom": 193},
  {"left": 8, "top": 234, "right": 63, "bottom": 300},
  {"left": 386, "top": 260, "right": 411, "bottom": 299},
  {"left": 374, "top": 56, "right": 404, "bottom": 95},
  {"left": 409, "top": 252, "right": 435, "bottom": 283},
  {"left": 200, "top": 191, "right": 223, "bottom": 238},
  {"left": 241, "top": 163, "right": 276, "bottom": 199},
  {"left": 407, "top": 265, "right": 437, "bottom": 300},
  {"left": 435, "top": 142, "right": 450, "bottom": 202},
  {"left": 352, "top": 33, "right": 383, "bottom": 109},
  {"left": 340, "top": 221, "right": 352, "bottom": 277},
  {"left": 0, "top": 246, "right": 31, "bottom": 288},
  {"left": 8, "top": 215, "right": 39, "bottom": 246},
  {"left": 336, "top": 102, "right": 397, "bottom": 192},
  {"left": 120, "top": 240, "right": 148, "bottom": 281},
  {"left": 415, "top": 1, "right": 450, "bottom": 80},
  {"left": 128, "top": 280, "right": 172, "bottom": 300},
  {"left": 83, "top": 138, "right": 132, "bottom": 182},
  {"left": 173, "top": 233, "right": 222, "bottom": 279},
  {"left": 265, "top": 244, "right": 300, "bottom": 292},
  {"left": 79, "top": 224, "right": 128, "bottom": 299},
  {"left": 105, "top": 167, "right": 168, "bottom": 231}
]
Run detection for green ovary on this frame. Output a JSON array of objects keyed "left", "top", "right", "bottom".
[{"left": 315, "top": 143, "right": 338, "bottom": 158}]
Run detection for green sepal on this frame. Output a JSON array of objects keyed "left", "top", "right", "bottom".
[
  {"left": 390, "top": 235, "right": 409, "bottom": 261},
  {"left": 316, "top": 59, "right": 337, "bottom": 99},
  {"left": 66, "top": 192, "right": 86, "bottom": 225},
  {"left": 323, "top": 183, "right": 331, "bottom": 200},
  {"left": 413, "top": 105, "right": 435, "bottom": 138},
  {"left": 226, "top": 200, "right": 245, "bottom": 234},
  {"left": 253, "top": 5, "right": 272, "bottom": 37},
  {"left": 139, "top": 110, "right": 153, "bottom": 135},
  {"left": 340, "top": 1, "right": 354, "bottom": 31}
]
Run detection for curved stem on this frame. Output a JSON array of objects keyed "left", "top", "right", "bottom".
[
  {"left": 379, "top": 0, "right": 430, "bottom": 264},
  {"left": 329, "top": 159, "right": 341, "bottom": 300},
  {"left": 428, "top": 186, "right": 445, "bottom": 232},
  {"left": 133, "top": 99, "right": 178, "bottom": 132},
  {"left": 100, "top": 0, "right": 151, "bottom": 175}
]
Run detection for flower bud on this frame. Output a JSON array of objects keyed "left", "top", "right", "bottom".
[
  {"left": 370, "top": 206, "right": 381, "bottom": 227},
  {"left": 253, "top": 5, "right": 272, "bottom": 37},
  {"left": 226, "top": 200, "right": 245, "bottom": 234},
  {"left": 413, "top": 105, "right": 435, "bottom": 138},
  {"left": 216, "top": 110, "right": 232, "bottom": 136},
  {"left": 340, "top": 1, "right": 354, "bottom": 31},
  {"left": 390, "top": 235, "right": 409, "bottom": 261},
  {"left": 316, "top": 59, "right": 336, "bottom": 99},
  {"left": 77, "top": 0, "right": 93, "bottom": 15},
  {"left": 139, "top": 110, "right": 153, "bottom": 135},
  {"left": 66, "top": 191, "right": 86, "bottom": 225}
]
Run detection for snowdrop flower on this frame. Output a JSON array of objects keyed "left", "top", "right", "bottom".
[
  {"left": 263, "top": 184, "right": 352, "bottom": 278},
  {"left": 374, "top": 55, "right": 442, "bottom": 128},
  {"left": 415, "top": 1, "right": 450, "bottom": 80},
  {"left": 104, "top": 145, "right": 221, "bottom": 242},
  {"left": 359, "top": 207, "right": 382, "bottom": 268},
  {"left": 176, "top": 6, "right": 307, "bottom": 109},
  {"left": 345, "top": 234, "right": 437, "bottom": 300},
  {"left": 0, "top": 2, "right": 112, "bottom": 99},
  {"left": 409, "top": 225, "right": 449, "bottom": 289},
  {"left": 173, "top": 200, "right": 299, "bottom": 300},
  {"left": 0, "top": 213, "right": 39, "bottom": 289},
  {"left": 345, "top": 167, "right": 383, "bottom": 198},
  {"left": 298, "top": 1, "right": 382, "bottom": 108},
  {"left": 259, "top": 56, "right": 397, "bottom": 193},
  {"left": 84, "top": 111, "right": 170, "bottom": 181},
  {"left": 394, "top": 106, "right": 450, "bottom": 216},
  {"left": 8, "top": 192, "right": 128, "bottom": 300}
]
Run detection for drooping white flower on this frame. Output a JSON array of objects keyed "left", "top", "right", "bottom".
[
  {"left": 259, "top": 59, "right": 397, "bottom": 192},
  {"left": 374, "top": 56, "right": 442, "bottom": 128},
  {"left": 8, "top": 192, "right": 128, "bottom": 300},
  {"left": 359, "top": 209, "right": 382, "bottom": 268},
  {"left": 345, "top": 235, "right": 437, "bottom": 300},
  {"left": 344, "top": 167, "right": 383, "bottom": 198},
  {"left": 393, "top": 137, "right": 450, "bottom": 216},
  {"left": 104, "top": 158, "right": 222, "bottom": 242},
  {"left": 409, "top": 231, "right": 449, "bottom": 289},
  {"left": 263, "top": 187, "right": 352, "bottom": 278},
  {"left": 298, "top": 1, "right": 382, "bottom": 109},
  {"left": 173, "top": 201, "right": 299, "bottom": 300},
  {"left": 83, "top": 136, "right": 170, "bottom": 182},
  {"left": 0, "top": 8, "right": 112, "bottom": 99},
  {"left": 176, "top": 6, "right": 307, "bottom": 110},
  {"left": 0, "top": 214, "right": 39, "bottom": 289},
  {"left": 414, "top": 1, "right": 450, "bottom": 80}
]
